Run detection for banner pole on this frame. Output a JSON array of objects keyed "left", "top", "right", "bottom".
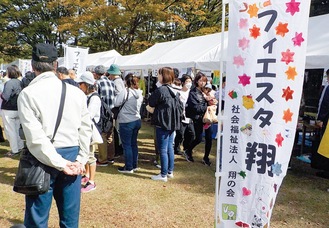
[{"left": 215, "top": 1, "right": 228, "bottom": 227}]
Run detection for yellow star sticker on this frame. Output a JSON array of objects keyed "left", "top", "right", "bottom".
[
  {"left": 247, "top": 4, "right": 259, "bottom": 18},
  {"left": 283, "top": 108, "right": 293, "bottom": 123},
  {"left": 285, "top": 66, "right": 297, "bottom": 80}
]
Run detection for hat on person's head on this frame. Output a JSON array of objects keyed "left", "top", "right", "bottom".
[
  {"left": 94, "top": 65, "right": 106, "bottom": 75},
  {"left": 107, "top": 64, "right": 121, "bottom": 75},
  {"left": 75, "top": 71, "right": 95, "bottom": 85},
  {"left": 32, "top": 43, "right": 58, "bottom": 62}
]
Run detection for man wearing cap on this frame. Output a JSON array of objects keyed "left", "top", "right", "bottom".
[
  {"left": 107, "top": 64, "right": 125, "bottom": 158},
  {"left": 93, "top": 65, "right": 115, "bottom": 166},
  {"left": 17, "top": 43, "right": 92, "bottom": 227}
]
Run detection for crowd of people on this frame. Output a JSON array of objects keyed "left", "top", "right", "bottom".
[{"left": 0, "top": 43, "right": 222, "bottom": 227}]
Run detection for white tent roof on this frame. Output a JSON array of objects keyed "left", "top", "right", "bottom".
[
  {"left": 86, "top": 49, "right": 121, "bottom": 67},
  {"left": 117, "top": 14, "right": 329, "bottom": 71},
  {"left": 119, "top": 32, "right": 228, "bottom": 71},
  {"left": 305, "top": 14, "right": 329, "bottom": 69}
]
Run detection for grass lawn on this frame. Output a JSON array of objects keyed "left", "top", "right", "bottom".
[{"left": 0, "top": 121, "right": 328, "bottom": 227}]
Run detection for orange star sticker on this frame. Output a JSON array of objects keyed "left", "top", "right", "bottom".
[
  {"left": 249, "top": 25, "right": 261, "bottom": 39},
  {"left": 282, "top": 86, "right": 294, "bottom": 101},
  {"left": 285, "top": 66, "right": 297, "bottom": 80},
  {"left": 247, "top": 4, "right": 259, "bottom": 18},
  {"left": 276, "top": 22, "right": 289, "bottom": 37},
  {"left": 283, "top": 108, "right": 293, "bottom": 123}
]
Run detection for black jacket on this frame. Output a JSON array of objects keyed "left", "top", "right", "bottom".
[
  {"left": 149, "top": 84, "right": 182, "bottom": 131},
  {"left": 185, "top": 86, "right": 207, "bottom": 121}
]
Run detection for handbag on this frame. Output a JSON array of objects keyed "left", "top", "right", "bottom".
[
  {"left": 13, "top": 82, "right": 67, "bottom": 195},
  {"left": 203, "top": 106, "right": 217, "bottom": 124},
  {"left": 111, "top": 88, "right": 129, "bottom": 120}
]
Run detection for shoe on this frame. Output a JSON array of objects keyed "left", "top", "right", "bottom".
[
  {"left": 167, "top": 172, "right": 174, "bottom": 178},
  {"left": 183, "top": 151, "right": 194, "bottom": 162},
  {"left": 153, "top": 160, "right": 161, "bottom": 169},
  {"left": 81, "top": 175, "right": 89, "bottom": 185},
  {"left": 133, "top": 167, "right": 139, "bottom": 172},
  {"left": 202, "top": 158, "right": 211, "bottom": 166},
  {"left": 107, "top": 159, "right": 115, "bottom": 164},
  {"left": 96, "top": 161, "right": 108, "bottom": 167},
  {"left": 118, "top": 166, "right": 134, "bottom": 174},
  {"left": 151, "top": 173, "right": 167, "bottom": 182},
  {"left": 81, "top": 181, "right": 96, "bottom": 193}
]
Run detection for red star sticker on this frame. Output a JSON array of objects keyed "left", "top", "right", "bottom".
[
  {"left": 249, "top": 25, "right": 261, "bottom": 39},
  {"left": 275, "top": 133, "right": 284, "bottom": 147},
  {"left": 292, "top": 32, "right": 304, "bottom": 46},
  {"left": 281, "top": 49, "right": 294, "bottom": 65},
  {"left": 282, "top": 86, "right": 294, "bottom": 101},
  {"left": 238, "top": 74, "right": 251, "bottom": 86},
  {"left": 283, "top": 108, "right": 293, "bottom": 123}
]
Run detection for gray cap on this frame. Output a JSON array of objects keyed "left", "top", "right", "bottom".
[{"left": 94, "top": 65, "right": 106, "bottom": 75}]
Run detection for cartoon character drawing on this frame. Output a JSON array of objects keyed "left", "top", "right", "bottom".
[{"left": 240, "top": 123, "right": 252, "bottom": 136}]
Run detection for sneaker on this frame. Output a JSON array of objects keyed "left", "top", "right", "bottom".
[
  {"left": 118, "top": 166, "right": 134, "bottom": 174},
  {"left": 96, "top": 161, "right": 108, "bottom": 167},
  {"left": 202, "top": 158, "right": 211, "bottom": 166},
  {"left": 153, "top": 160, "right": 161, "bottom": 169},
  {"left": 151, "top": 173, "right": 167, "bottom": 182},
  {"left": 183, "top": 151, "right": 194, "bottom": 162},
  {"left": 133, "top": 167, "right": 139, "bottom": 172},
  {"left": 107, "top": 159, "right": 115, "bottom": 164},
  {"left": 81, "top": 182, "right": 96, "bottom": 193},
  {"left": 167, "top": 172, "right": 174, "bottom": 178},
  {"left": 81, "top": 175, "right": 89, "bottom": 185}
]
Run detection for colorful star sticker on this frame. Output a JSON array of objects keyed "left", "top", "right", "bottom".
[
  {"left": 292, "top": 32, "right": 304, "bottom": 46},
  {"left": 281, "top": 49, "right": 294, "bottom": 65},
  {"left": 247, "top": 3, "right": 259, "bottom": 18},
  {"left": 233, "top": 55, "right": 245, "bottom": 68},
  {"left": 239, "top": 18, "right": 248, "bottom": 29},
  {"left": 282, "top": 86, "right": 294, "bottom": 101},
  {"left": 275, "top": 133, "right": 284, "bottom": 147},
  {"left": 283, "top": 108, "right": 293, "bottom": 123},
  {"left": 242, "top": 95, "right": 254, "bottom": 110},
  {"left": 238, "top": 171, "right": 246, "bottom": 179},
  {"left": 238, "top": 73, "right": 251, "bottom": 86},
  {"left": 238, "top": 37, "right": 250, "bottom": 50},
  {"left": 275, "top": 22, "right": 289, "bottom": 37},
  {"left": 249, "top": 24, "right": 261, "bottom": 39},
  {"left": 272, "top": 162, "right": 283, "bottom": 176},
  {"left": 228, "top": 90, "right": 238, "bottom": 99},
  {"left": 285, "top": 66, "right": 297, "bottom": 80},
  {"left": 286, "top": 0, "right": 300, "bottom": 16}
]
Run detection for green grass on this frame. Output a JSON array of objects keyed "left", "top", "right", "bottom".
[{"left": 0, "top": 121, "right": 328, "bottom": 227}]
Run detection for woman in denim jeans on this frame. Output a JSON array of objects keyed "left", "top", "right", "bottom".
[
  {"left": 148, "top": 67, "right": 182, "bottom": 182},
  {"left": 115, "top": 74, "right": 143, "bottom": 173}
]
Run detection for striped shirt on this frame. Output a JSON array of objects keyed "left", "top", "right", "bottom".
[{"left": 96, "top": 76, "right": 115, "bottom": 109}]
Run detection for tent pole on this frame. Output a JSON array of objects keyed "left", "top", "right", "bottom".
[{"left": 215, "top": 1, "right": 228, "bottom": 227}]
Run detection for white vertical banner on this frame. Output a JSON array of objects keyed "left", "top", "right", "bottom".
[
  {"left": 218, "top": 1, "right": 311, "bottom": 227},
  {"left": 64, "top": 45, "right": 89, "bottom": 77}
]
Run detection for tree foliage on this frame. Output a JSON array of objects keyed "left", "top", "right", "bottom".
[{"left": 0, "top": 0, "right": 225, "bottom": 62}]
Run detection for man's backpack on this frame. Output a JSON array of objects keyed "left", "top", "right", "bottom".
[{"left": 87, "top": 93, "right": 113, "bottom": 134}]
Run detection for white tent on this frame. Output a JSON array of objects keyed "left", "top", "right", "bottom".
[
  {"left": 116, "top": 14, "right": 329, "bottom": 71},
  {"left": 119, "top": 32, "right": 228, "bottom": 71},
  {"left": 305, "top": 14, "right": 329, "bottom": 69},
  {"left": 86, "top": 49, "right": 121, "bottom": 67}
]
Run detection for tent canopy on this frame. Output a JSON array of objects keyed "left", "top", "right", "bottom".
[{"left": 119, "top": 32, "right": 228, "bottom": 71}]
